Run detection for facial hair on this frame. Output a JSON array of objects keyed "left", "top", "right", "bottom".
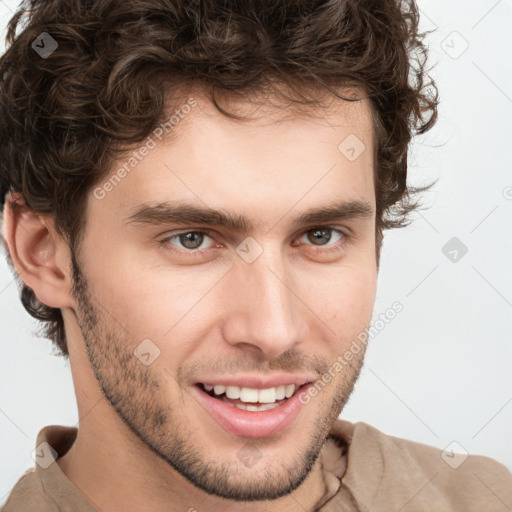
[{"left": 70, "top": 252, "right": 365, "bottom": 501}]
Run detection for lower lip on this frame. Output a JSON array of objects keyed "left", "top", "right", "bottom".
[{"left": 191, "top": 384, "right": 312, "bottom": 438}]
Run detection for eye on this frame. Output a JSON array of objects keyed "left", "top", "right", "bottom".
[
  {"left": 159, "top": 226, "right": 349, "bottom": 258},
  {"left": 295, "top": 227, "right": 347, "bottom": 253},
  {"left": 298, "top": 227, "right": 342, "bottom": 246},
  {"left": 165, "top": 230, "right": 216, "bottom": 251}
]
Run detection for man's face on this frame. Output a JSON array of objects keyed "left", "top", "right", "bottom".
[{"left": 69, "top": 90, "right": 377, "bottom": 501}]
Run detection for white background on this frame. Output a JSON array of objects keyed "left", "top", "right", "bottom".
[{"left": 1, "top": 0, "right": 511, "bottom": 503}]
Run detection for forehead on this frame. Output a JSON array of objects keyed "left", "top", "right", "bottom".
[{"left": 89, "top": 88, "right": 376, "bottom": 230}]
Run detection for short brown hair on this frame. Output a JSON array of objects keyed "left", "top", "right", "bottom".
[{"left": 0, "top": 0, "right": 438, "bottom": 357}]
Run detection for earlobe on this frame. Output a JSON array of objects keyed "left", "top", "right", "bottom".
[{"left": 2, "top": 193, "right": 74, "bottom": 310}]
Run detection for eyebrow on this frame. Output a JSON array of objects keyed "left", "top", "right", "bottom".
[{"left": 124, "top": 199, "right": 374, "bottom": 232}]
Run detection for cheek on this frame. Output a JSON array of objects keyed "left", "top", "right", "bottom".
[
  {"left": 298, "top": 262, "right": 377, "bottom": 335},
  {"left": 83, "top": 226, "right": 376, "bottom": 359},
  {"left": 85, "top": 245, "right": 230, "bottom": 353}
]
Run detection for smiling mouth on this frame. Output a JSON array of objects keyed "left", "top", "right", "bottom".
[{"left": 196, "top": 382, "right": 307, "bottom": 412}]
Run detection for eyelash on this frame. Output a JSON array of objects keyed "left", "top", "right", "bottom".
[{"left": 158, "top": 226, "right": 350, "bottom": 258}]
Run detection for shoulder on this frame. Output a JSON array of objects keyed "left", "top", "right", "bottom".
[
  {"left": 328, "top": 419, "right": 512, "bottom": 511},
  {"left": 1, "top": 425, "right": 80, "bottom": 512},
  {"left": 1, "top": 469, "right": 48, "bottom": 512}
]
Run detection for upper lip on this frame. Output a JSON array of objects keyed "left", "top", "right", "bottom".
[{"left": 195, "top": 374, "right": 315, "bottom": 389}]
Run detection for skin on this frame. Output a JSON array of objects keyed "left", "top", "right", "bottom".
[{"left": 3, "top": 88, "right": 378, "bottom": 512}]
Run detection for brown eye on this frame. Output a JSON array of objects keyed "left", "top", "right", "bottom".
[
  {"left": 165, "top": 231, "right": 214, "bottom": 251},
  {"left": 299, "top": 227, "right": 344, "bottom": 248},
  {"left": 178, "top": 232, "right": 205, "bottom": 249},
  {"left": 306, "top": 228, "right": 334, "bottom": 246}
]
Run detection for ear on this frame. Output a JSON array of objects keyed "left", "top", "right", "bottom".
[{"left": 2, "top": 192, "right": 75, "bottom": 309}]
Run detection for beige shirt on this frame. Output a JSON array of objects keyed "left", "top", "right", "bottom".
[{"left": 2, "top": 419, "right": 511, "bottom": 511}]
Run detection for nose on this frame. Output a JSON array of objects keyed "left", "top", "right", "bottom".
[{"left": 221, "top": 245, "right": 309, "bottom": 359}]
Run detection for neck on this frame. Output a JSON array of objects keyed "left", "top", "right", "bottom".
[{"left": 57, "top": 405, "right": 329, "bottom": 512}]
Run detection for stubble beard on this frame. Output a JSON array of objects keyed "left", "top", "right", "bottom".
[{"left": 69, "top": 253, "right": 365, "bottom": 501}]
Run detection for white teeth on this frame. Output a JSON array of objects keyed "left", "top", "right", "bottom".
[
  {"left": 213, "top": 385, "right": 226, "bottom": 395},
  {"left": 219, "top": 396, "right": 281, "bottom": 411},
  {"left": 225, "top": 386, "right": 240, "bottom": 399},
  {"left": 258, "top": 387, "right": 276, "bottom": 403},
  {"left": 275, "top": 385, "right": 286, "bottom": 400},
  {"left": 239, "top": 402, "right": 280, "bottom": 411},
  {"left": 204, "top": 383, "right": 298, "bottom": 403},
  {"left": 240, "top": 387, "right": 259, "bottom": 402}
]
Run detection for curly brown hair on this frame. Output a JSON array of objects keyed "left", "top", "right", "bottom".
[{"left": 0, "top": 0, "right": 438, "bottom": 357}]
